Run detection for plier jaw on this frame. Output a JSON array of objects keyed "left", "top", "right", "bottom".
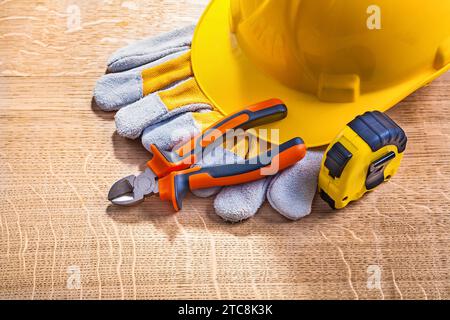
[{"left": 108, "top": 168, "right": 158, "bottom": 206}]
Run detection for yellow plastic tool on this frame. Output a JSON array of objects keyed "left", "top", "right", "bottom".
[
  {"left": 318, "top": 111, "right": 407, "bottom": 209},
  {"left": 192, "top": 0, "right": 450, "bottom": 147}
]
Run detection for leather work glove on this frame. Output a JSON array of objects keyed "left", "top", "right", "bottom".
[{"left": 94, "top": 25, "right": 323, "bottom": 222}]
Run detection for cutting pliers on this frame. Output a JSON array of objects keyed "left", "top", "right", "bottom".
[{"left": 108, "top": 99, "right": 307, "bottom": 211}]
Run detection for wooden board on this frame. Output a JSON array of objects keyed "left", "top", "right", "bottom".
[{"left": 0, "top": 0, "right": 449, "bottom": 300}]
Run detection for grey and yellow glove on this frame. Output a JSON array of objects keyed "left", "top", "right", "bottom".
[{"left": 94, "top": 25, "right": 322, "bottom": 222}]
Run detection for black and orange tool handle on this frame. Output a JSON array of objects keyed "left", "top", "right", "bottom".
[
  {"left": 158, "top": 137, "right": 307, "bottom": 211},
  {"left": 147, "top": 99, "right": 288, "bottom": 178}
]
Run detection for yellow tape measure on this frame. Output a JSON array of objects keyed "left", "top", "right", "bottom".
[{"left": 318, "top": 111, "right": 407, "bottom": 209}]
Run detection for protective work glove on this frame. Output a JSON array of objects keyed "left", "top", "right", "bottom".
[{"left": 94, "top": 25, "right": 323, "bottom": 222}]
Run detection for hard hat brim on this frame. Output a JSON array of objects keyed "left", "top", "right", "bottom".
[{"left": 192, "top": 0, "right": 449, "bottom": 146}]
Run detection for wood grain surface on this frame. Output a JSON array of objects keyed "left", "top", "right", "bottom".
[{"left": 1, "top": 0, "right": 449, "bottom": 300}]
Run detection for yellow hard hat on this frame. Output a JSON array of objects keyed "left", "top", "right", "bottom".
[{"left": 192, "top": 0, "right": 450, "bottom": 146}]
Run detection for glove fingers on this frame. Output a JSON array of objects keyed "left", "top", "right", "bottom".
[
  {"left": 94, "top": 50, "right": 190, "bottom": 111},
  {"left": 107, "top": 24, "right": 195, "bottom": 72},
  {"left": 141, "top": 111, "right": 221, "bottom": 152},
  {"left": 141, "top": 110, "right": 223, "bottom": 151},
  {"left": 214, "top": 178, "right": 272, "bottom": 223},
  {"left": 267, "top": 150, "right": 323, "bottom": 220},
  {"left": 115, "top": 78, "right": 213, "bottom": 139},
  {"left": 116, "top": 95, "right": 211, "bottom": 139},
  {"left": 94, "top": 70, "right": 142, "bottom": 111}
]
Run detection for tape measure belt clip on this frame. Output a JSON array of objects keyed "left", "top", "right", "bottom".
[{"left": 366, "top": 151, "right": 396, "bottom": 190}]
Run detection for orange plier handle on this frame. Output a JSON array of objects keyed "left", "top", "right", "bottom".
[
  {"left": 158, "top": 137, "right": 306, "bottom": 211},
  {"left": 145, "top": 99, "right": 307, "bottom": 211},
  {"left": 147, "top": 99, "right": 288, "bottom": 178}
]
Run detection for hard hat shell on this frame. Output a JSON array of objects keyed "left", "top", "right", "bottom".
[{"left": 192, "top": 0, "right": 450, "bottom": 146}]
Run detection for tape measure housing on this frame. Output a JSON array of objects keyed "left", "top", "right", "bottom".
[{"left": 318, "top": 111, "right": 407, "bottom": 209}]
